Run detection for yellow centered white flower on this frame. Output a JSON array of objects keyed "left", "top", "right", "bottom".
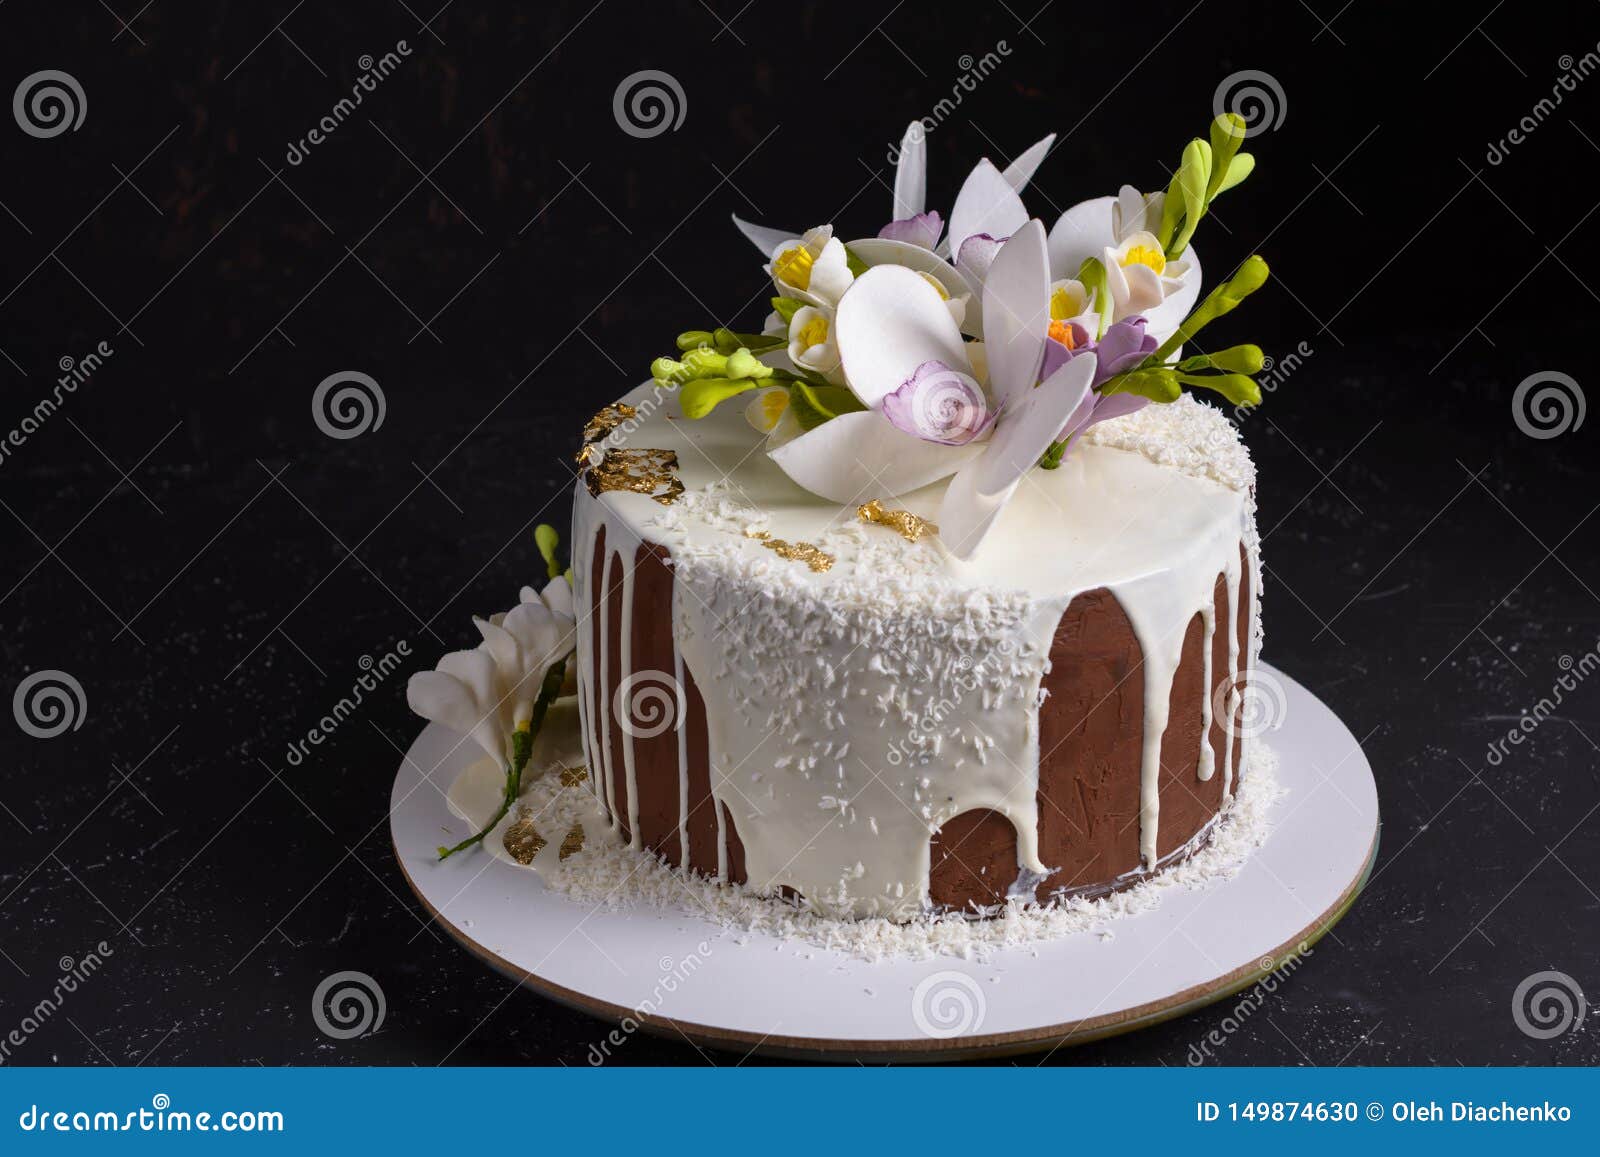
[
  {"left": 1102, "top": 229, "right": 1191, "bottom": 322},
  {"left": 745, "top": 386, "right": 791, "bottom": 434},
  {"left": 766, "top": 225, "right": 854, "bottom": 308},
  {"left": 786, "top": 304, "right": 846, "bottom": 385}
]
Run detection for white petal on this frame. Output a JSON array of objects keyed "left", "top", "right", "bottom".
[
  {"left": 768, "top": 409, "right": 980, "bottom": 504},
  {"left": 539, "top": 576, "right": 575, "bottom": 621},
  {"left": 733, "top": 214, "right": 798, "bottom": 257},
  {"left": 835, "top": 265, "right": 971, "bottom": 408},
  {"left": 473, "top": 615, "right": 520, "bottom": 676},
  {"left": 1138, "top": 247, "right": 1202, "bottom": 346},
  {"left": 948, "top": 159, "right": 1029, "bottom": 260},
  {"left": 937, "top": 354, "right": 1097, "bottom": 560},
  {"left": 846, "top": 237, "right": 974, "bottom": 301},
  {"left": 407, "top": 670, "right": 502, "bottom": 763},
  {"left": 1001, "top": 135, "right": 1055, "bottom": 193},
  {"left": 807, "top": 238, "right": 854, "bottom": 305},
  {"left": 893, "top": 121, "right": 927, "bottom": 220},
  {"left": 1046, "top": 195, "right": 1114, "bottom": 280},
  {"left": 979, "top": 220, "right": 1050, "bottom": 411}
]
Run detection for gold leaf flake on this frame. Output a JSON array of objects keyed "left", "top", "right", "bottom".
[
  {"left": 583, "top": 447, "right": 684, "bottom": 505},
  {"left": 743, "top": 528, "right": 834, "bottom": 573},
  {"left": 558, "top": 765, "right": 588, "bottom": 787},
  {"left": 581, "top": 402, "right": 637, "bottom": 446},
  {"left": 857, "top": 498, "right": 939, "bottom": 543},
  {"left": 558, "top": 823, "right": 585, "bottom": 861},
  {"left": 502, "top": 808, "right": 547, "bottom": 865}
]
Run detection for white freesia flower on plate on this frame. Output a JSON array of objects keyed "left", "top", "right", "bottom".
[{"left": 406, "top": 579, "right": 576, "bottom": 764}]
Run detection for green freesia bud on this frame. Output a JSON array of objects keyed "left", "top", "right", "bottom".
[
  {"left": 681, "top": 347, "right": 729, "bottom": 377},
  {"left": 1206, "top": 114, "right": 1247, "bottom": 203},
  {"left": 676, "top": 330, "right": 715, "bottom": 351},
  {"left": 679, "top": 377, "right": 760, "bottom": 420},
  {"left": 534, "top": 524, "right": 562, "bottom": 579},
  {"left": 771, "top": 297, "right": 805, "bottom": 325},
  {"left": 1216, "top": 153, "right": 1255, "bottom": 194},
  {"left": 1177, "top": 344, "right": 1265, "bottom": 374},
  {"left": 724, "top": 348, "right": 773, "bottom": 381},
  {"left": 651, "top": 355, "right": 689, "bottom": 383},
  {"left": 1175, "top": 371, "right": 1261, "bottom": 407},
  {"left": 1169, "top": 138, "right": 1212, "bottom": 257},
  {"left": 1101, "top": 366, "right": 1182, "bottom": 404}
]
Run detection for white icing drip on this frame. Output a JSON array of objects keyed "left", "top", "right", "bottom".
[
  {"left": 573, "top": 529, "right": 600, "bottom": 808},
  {"left": 619, "top": 556, "right": 643, "bottom": 849},
  {"left": 570, "top": 382, "right": 1259, "bottom": 919},
  {"left": 674, "top": 644, "right": 690, "bottom": 869},
  {"left": 595, "top": 545, "right": 618, "bottom": 830},
  {"left": 1197, "top": 596, "right": 1216, "bottom": 783},
  {"left": 1222, "top": 541, "right": 1243, "bottom": 798}
]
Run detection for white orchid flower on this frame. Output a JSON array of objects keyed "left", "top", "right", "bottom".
[
  {"left": 731, "top": 124, "right": 1054, "bottom": 336},
  {"left": 767, "top": 221, "right": 1097, "bottom": 560},
  {"left": 1046, "top": 183, "right": 1202, "bottom": 344},
  {"left": 406, "top": 579, "right": 575, "bottom": 763}
]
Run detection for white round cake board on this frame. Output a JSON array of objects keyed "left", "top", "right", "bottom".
[{"left": 390, "top": 663, "right": 1378, "bottom": 1062}]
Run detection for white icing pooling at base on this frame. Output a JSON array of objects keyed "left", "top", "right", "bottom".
[
  {"left": 446, "top": 736, "right": 1283, "bottom": 963},
  {"left": 571, "top": 384, "right": 1262, "bottom": 920}
]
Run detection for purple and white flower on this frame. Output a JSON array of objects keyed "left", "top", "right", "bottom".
[{"left": 881, "top": 361, "right": 995, "bottom": 445}]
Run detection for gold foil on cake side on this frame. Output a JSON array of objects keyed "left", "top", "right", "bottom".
[
  {"left": 857, "top": 499, "right": 939, "bottom": 543},
  {"left": 558, "top": 823, "right": 585, "bottom": 861},
  {"left": 583, "top": 447, "right": 684, "bottom": 505},
  {"left": 581, "top": 401, "right": 637, "bottom": 446},
  {"left": 502, "top": 807, "right": 547, "bottom": 865},
  {"left": 558, "top": 765, "right": 588, "bottom": 788},
  {"left": 743, "top": 528, "right": 835, "bottom": 573}
]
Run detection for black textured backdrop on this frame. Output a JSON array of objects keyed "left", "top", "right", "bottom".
[{"left": 1, "top": 0, "right": 1597, "bottom": 1066}]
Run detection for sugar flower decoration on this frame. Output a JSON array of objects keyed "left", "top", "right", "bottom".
[
  {"left": 407, "top": 572, "right": 576, "bottom": 858},
  {"left": 768, "top": 221, "right": 1098, "bottom": 559},
  {"left": 1047, "top": 184, "right": 1201, "bottom": 344}
]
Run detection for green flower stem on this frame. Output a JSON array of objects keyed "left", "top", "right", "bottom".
[{"left": 436, "top": 650, "right": 575, "bottom": 861}]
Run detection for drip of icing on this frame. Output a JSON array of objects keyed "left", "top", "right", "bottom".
[
  {"left": 1197, "top": 596, "right": 1216, "bottom": 783},
  {"left": 620, "top": 557, "right": 642, "bottom": 849},
  {"left": 596, "top": 546, "right": 618, "bottom": 830}
]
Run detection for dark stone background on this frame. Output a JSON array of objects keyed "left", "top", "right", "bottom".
[{"left": 0, "top": 0, "right": 1596, "bottom": 1065}]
